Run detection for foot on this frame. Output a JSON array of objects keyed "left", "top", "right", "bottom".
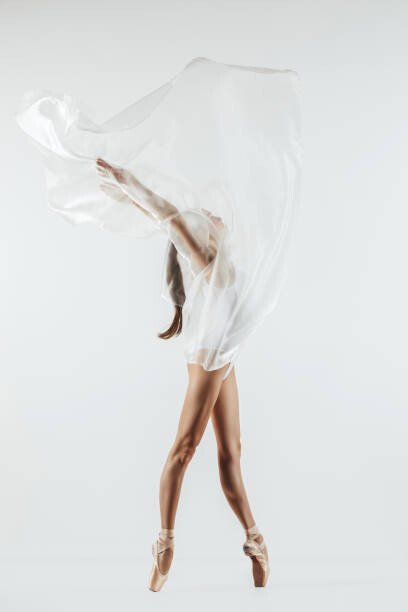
[
  {"left": 158, "top": 545, "right": 173, "bottom": 574},
  {"left": 243, "top": 525, "right": 270, "bottom": 587},
  {"left": 148, "top": 529, "right": 175, "bottom": 592}
]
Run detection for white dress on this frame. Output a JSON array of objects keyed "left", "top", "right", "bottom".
[{"left": 15, "top": 57, "right": 302, "bottom": 380}]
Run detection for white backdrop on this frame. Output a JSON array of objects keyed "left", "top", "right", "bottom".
[{"left": 1, "top": 1, "right": 407, "bottom": 610}]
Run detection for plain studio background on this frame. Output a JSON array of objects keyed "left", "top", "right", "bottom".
[{"left": 1, "top": 1, "right": 407, "bottom": 610}]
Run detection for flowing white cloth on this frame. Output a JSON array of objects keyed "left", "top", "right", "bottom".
[{"left": 15, "top": 57, "right": 302, "bottom": 379}]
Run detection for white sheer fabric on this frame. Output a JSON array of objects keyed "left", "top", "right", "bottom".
[{"left": 15, "top": 57, "right": 302, "bottom": 379}]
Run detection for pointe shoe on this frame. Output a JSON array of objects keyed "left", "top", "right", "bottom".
[
  {"left": 148, "top": 528, "right": 174, "bottom": 592},
  {"left": 243, "top": 524, "right": 270, "bottom": 587}
]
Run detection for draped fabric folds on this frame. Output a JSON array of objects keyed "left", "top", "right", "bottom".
[{"left": 16, "top": 57, "right": 302, "bottom": 379}]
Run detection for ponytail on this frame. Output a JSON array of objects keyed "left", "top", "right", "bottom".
[{"left": 158, "top": 242, "right": 186, "bottom": 339}]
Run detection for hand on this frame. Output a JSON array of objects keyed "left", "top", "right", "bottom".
[
  {"left": 99, "top": 181, "right": 130, "bottom": 204},
  {"left": 97, "top": 161, "right": 155, "bottom": 221},
  {"left": 96, "top": 157, "right": 154, "bottom": 203}
]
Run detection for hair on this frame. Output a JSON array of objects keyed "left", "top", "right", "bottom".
[{"left": 158, "top": 241, "right": 186, "bottom": 339}]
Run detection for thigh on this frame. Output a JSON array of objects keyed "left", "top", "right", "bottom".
[
  {"left": 174, "top": 362, "right": 230, "bottom": 443},
  {"left": 210, "top": 366, "right": 241, "bottom": 453}
]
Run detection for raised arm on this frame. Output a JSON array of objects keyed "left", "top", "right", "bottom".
[{"left": 96, "top": 158, "right": 216, "bottom": 274}]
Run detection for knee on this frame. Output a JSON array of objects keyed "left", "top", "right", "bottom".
[
  {"left": 170, "top": 434, "right": 200, "bottom": 466},
  {"left": 218, "top": 441, "right": 241, "bottom": 465}
]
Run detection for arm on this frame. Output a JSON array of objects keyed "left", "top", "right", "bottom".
[
  {"left": 164, "top": 211, "right": 217, "bottom": 273},
  {"left": 97, "top": 157, "right": 216, "bottom": 274}
]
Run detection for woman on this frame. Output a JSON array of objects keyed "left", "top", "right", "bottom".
[
  {"left": 95, "top": 156, "right": 269, "bottom": 590},
  {"left": 16, "top": 56, "right": 301, "bottom": 592}
]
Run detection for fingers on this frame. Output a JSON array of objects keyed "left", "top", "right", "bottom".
[
  {"left": 99, "top": 180, "right": 128, "bottom": 203},
  {"left": 96, "top": 157, "right": 123, "bottom": 182},
  {"left": 96, "top": 158, "right": 130, "bottom": 205},
  {"left": 96, "top": 157, "right": 113, "bottom": 171},
  {"left": 96, "top": 158, "right": 110, "bottom": 179},
  {"left": 99, "top": 181, "right": 119, "bottom": 196}
]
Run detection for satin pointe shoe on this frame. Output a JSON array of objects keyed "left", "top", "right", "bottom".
[
  {"left": 148, "top": 528, "right": 174, "bottom": 592},
  {"left": 243, "top": 524, "right": 270, "bottom": 587}
]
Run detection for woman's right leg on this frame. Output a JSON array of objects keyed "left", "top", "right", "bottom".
[
  {"left": 210, "top": 366, "right": 260, "bottom": 534},
  {"left": 157, "top": 361, "right": 229, "bottom": 573},
  {"left": 210, "top": 367, "right": 270, "bottom": 586}
]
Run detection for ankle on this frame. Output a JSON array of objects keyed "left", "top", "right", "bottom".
[
  {"left": 245, "top": 523, "right": 259, "bottom": 536},
  {"left": 245, "top": 523, "right": 263, "bottom": 544},
  {"left": 159, "top": 527, "right": 174, "bottom": 537}
]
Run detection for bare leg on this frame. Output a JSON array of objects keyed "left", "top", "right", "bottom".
[
  {"left": 211, "top": 367, "right": 264, "bottom": 546},
  {"left": 157, "top": 361, "right": 230, "bottom": 573}
]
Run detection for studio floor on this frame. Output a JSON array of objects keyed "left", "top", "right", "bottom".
[{"left": 1, "top": 559, "right": 407, "bottom": 612}]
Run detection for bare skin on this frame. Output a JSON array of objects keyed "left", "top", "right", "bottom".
[
  {"left": 95, "top": 158, "right": 263, "bottom": 575},
  {"left": 96, "top": 158, "right": 218, "bottom": 272},
  {"left": 158, "top": 363, "right": 263, "bottom": 574},
  {"left": 96, "top": 158, "right": 235, "bottom": 287}
]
